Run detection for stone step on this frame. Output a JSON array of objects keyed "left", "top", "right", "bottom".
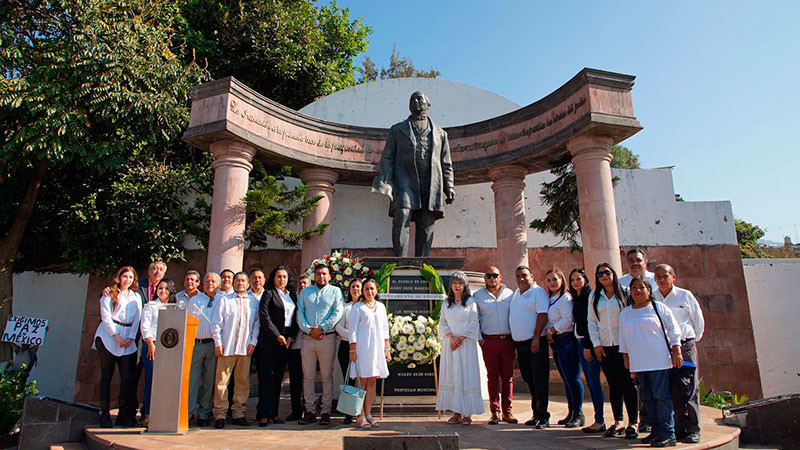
[{"left": 49, "top": 443, "right": 88, "bottom": 450}]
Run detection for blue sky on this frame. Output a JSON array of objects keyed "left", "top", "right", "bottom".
[{"left": 333, "top": 0, "right": 800, "bottom": 243}]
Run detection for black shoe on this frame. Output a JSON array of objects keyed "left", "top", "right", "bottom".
[
  {"left": 625, "top": 426, "right": 640, "bottom": 439},
  {"left": 258, "top": 419, "right": 268, "bottom": 427},
  {"left": 233, "top": 417, "right": 250, "bottom": 427},
  {"left": 535, "top": 419, "right": 549, "bottom": 429},
  {"left": 271, "top": 416, "right": 285, "bottom": 425},
  {"left": 319, "top": 413, "right": 331, "bottom": 425},
  {"left": 651, "top": 438, "right": 677, "bottom": 447},
  {"left": 99, "top": 411, "right": 113, "bottom": 428},
  {"left": 557, "top": 412, "right": 572, "bottom": 425},
  {"left": 603, "top": 425, "right": 620, "bottom": 437},
  {"left": 524, "top": 417, "right": 538, "bottom": 426},
  {"left": 342, "top": 415, "right": 353, "bottom": 425},
  {"left": 286, "top": 411, "right": 303, "bottom": 422},
  {"left": 298, "top": 412, "right": 316, "bottom": 425},
  {"left": 197, "top": 418, "right": 209, "bottom": 427},
  {"left": 683, "top": 433, "right": 701, "bottom": 444},
  {"left": 565, "top": 412, "right": 585, "bottom": 428},
  {"left": 488, "top": 413, "right": 500, "bottom": 425},
  {"left": 641, "top": 434, "right": 656, "bottom": 444},
  {"left": 115, "top": 412, "right": 135, "bottom": 427},
  {"left": 582, "top": 424, "right": 606, "bottom": 434},
  {"left": 214, "top": 418, "right": 225, "bottom": 429}
]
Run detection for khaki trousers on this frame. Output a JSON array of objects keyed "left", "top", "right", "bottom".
[
  {"left": 301, "top": 333, "right": 337, "bottom": 414},
  {"left": 213, "top": 354, "right": 251, "bottom": 419}
]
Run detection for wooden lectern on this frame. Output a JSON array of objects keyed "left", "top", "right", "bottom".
[{"left": 147, "top": 307, "right": 199, "bottom": 434}]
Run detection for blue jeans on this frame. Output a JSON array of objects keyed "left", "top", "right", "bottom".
[
  {"left": 551, "top": 334, "right": 584, "bottom": 416},
  {"left": 578, "top": 338, "right": 605, "bottom": 423},
  {"left": 141, "top": 344, "right": 155, "bottom": 416},
  {"left": 638, "top": 369, "right": 675, "bottom": 440}
]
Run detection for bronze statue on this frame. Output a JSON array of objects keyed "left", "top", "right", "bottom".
[{"left": 375, "top": 92, "right": 455, "bottom": 257}]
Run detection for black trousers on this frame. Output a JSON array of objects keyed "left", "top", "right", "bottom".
[
  {"left": 95, "top": 337, "right": 136, "bottom": 415},
  {"left": 671, "top": 340, "right": 701, "bottom": 434},
  {"left": 256, "top": 341, "right": 289, "bottom": 420},
  {"left": 288, "top": 348, "right": 304, "bottom": 415},
  {"left": 515, "top": 337, "right": 550, "bottom": 420},
  {"left": 599, "top": 345, "right": 639, "bottom": 423}
]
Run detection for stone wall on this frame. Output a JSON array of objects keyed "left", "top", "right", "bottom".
[{"left": 72, "top": 244, "right": 761, "bottom": 403}]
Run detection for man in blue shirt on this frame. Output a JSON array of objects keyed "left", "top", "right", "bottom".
[{"left": 296, "top": 265, "right": 343, "bottom": 425}]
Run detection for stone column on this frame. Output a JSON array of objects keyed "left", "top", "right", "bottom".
[
  {"left": 568, "top": 135, "right": 622, "bottom": 278},
  {"left": 206, "top": 141, "right": 255, "bottom": 274},
  {"left": 300, "top": 168, "right": 339, "bottom": 271},
  {"left": 489, "top": 165, "right": 529, "bottom": 289}
]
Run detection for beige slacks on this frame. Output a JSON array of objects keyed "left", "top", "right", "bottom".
[
  {"left": 301, "top": 333, "right": 337, "bottom": 415},
  {"left": 213, "top": 354, "right": 251, "bottom": 419}
]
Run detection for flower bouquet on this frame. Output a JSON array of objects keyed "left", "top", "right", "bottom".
[
  {"left": 305, "top": 250, "right": 372, "bottom": 291},
  {"left": 388, "top": 314, "right": 441, "bottom": 368}
]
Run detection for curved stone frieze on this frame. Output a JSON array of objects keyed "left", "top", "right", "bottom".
[{"left": 183, "top": 68, "right": 642, "bottom": 185}]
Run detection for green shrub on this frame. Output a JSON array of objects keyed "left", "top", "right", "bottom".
[
  {"left": 699, "top": 378, "right": 748, "bottom": 409},
  {"left": 0, "top": 363, "right": 38, "bottom": 435}
]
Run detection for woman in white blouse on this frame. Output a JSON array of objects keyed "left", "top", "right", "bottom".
[
  {"left": 436, "top": 271, "right": 483, "bottom": 425},
  {"left": 587, "top": 263, "right": 639, "bottom": 439},
  {"left": 93, "top": 266, "right": 142, "bottom": 428},
  {"left": 139, "top": 278, "right": 176, "bottom": 427},
  {"left": 335, "top": 279, "right": 361, "bottom": 424},
  {"left": 619, "top": 276, "right": 682, "bottom": 447},
  {"left": 544, "top": 268, "right": 584, "bottom": 428},
  {"left": 348, "top": 279, "right": 390, "bottom": 429}
]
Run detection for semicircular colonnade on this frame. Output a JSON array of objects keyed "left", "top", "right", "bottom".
[{"left": 183, "top": 68, "right": 642, "bottom": 281}]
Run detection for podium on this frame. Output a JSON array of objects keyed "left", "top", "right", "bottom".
[{"left": 148, "top": 307, "right": 200, "bottom": 434}]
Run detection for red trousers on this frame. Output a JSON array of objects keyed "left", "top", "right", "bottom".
[{"left": 481, "top": 336, "right": 516, "bottom": 414}]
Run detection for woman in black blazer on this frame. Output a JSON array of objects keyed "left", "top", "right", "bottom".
[{"left": 256, "top": 264, "right": 299, "bottom": 426}]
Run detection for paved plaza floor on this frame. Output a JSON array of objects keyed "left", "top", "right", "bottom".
[{"left": 83, "top": 395, "right": 740, "bottom": 450}]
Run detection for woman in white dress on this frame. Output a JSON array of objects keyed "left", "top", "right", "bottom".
[
  {"left": 436, "top": 271, "right": 483, "bottom": 425},
  {"left": 93, "top": 266, "right": 142, "bottom": 428},
  {"left": 348, "top": 278, "right": 390, "bottom": 429}
]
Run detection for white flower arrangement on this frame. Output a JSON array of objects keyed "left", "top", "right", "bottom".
[
  {"left": 305, "top": 250, "right": 373, "bottom": 293},
  {"left": 387, "top": 313, "right": 441, "bottom": 368}
]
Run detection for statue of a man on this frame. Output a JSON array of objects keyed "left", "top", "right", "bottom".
[{"left": 377, "top": 91, "right": 455, "bottom": 257}]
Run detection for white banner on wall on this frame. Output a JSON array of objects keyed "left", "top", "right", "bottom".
[{"left": 2, "top": 315, "right": 49, "bottom": 346}]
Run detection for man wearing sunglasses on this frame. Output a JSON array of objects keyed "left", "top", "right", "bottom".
[{"left": 474, "top": 266, "right": 517, "bottom": 425}]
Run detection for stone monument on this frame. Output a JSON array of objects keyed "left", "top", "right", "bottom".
[{"left": 375, "top": 92, "right": 455, "bottom": 257}]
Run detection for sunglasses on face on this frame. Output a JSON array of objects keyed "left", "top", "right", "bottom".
[
  {"left": 597, "top": 270, "right": 612, "bottom": 277},
  {"left": 485, "top": 273, "right": 500, "bottom": 279}
]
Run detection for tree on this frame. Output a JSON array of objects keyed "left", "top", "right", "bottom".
[
  {"left": 357, "top": 44, "right": 440, "bottom": 84},
  {"left": 529, "top": 145, "right": 641, "bottom": 248},
  {"left": 243, "top": 163, "right": 328, "bottom": 249},
  {"left": 735, "top": 218, "right": 768, "bottom": 258},
  {"left": 177, "top": 0, "right": 372, "bottom": 109},
  {"left": 0, "top": 0, "right": 207, "bottom": 359}
]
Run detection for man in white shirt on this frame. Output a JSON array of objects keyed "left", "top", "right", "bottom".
[
  {"left": 655, "top": 264, "right": 705, "bottom": 444},
  {"left": 247, "top": 268, "right": 266, "bottom": 301},
  {"left": 474, "top": 266, "right": 517, "bottom": 425},
  {"left": 218, "top": 269, "right": 235, "bottom": 296},
  {"left": 509, "top": 266, "right": 551, "bottom": 428},
  {"left": 187, "top": 272, "right": 220, "bottom": 427},
  {"left": 619, "top": 248, "right": 657, "bottom": 291},
  {"left": 176, "top": 270, "right": 202, "bottom": 305},
  {"left": 211, "top": 272, "right": 260, "bottom": 428}
]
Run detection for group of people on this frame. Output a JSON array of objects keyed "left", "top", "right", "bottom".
[
  {"left": 92, "top": 261, "right": 392, "bottom": 430},
  {"left": 91, "top": 247, "right": 705, "bottom": 447},
  {"left": 435, "top": 248, "right": 704, "bottom": 448}
]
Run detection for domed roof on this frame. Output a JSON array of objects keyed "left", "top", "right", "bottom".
[{"left": 299, "top": 77, "right": 520, "bottom": 128}]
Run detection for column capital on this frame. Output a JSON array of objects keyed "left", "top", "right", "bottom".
[
  {"left": 209, "top": 140, "right": 255, "bottom": 172},
  {"left": 488, "top": 165, "right": 528, "bottom": 194},
  {"left": 567, "top": 134, "right": 614, "bottom": 157},
  {"left": 299, "top": 168, "right": 339, "bottom": 193}
]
